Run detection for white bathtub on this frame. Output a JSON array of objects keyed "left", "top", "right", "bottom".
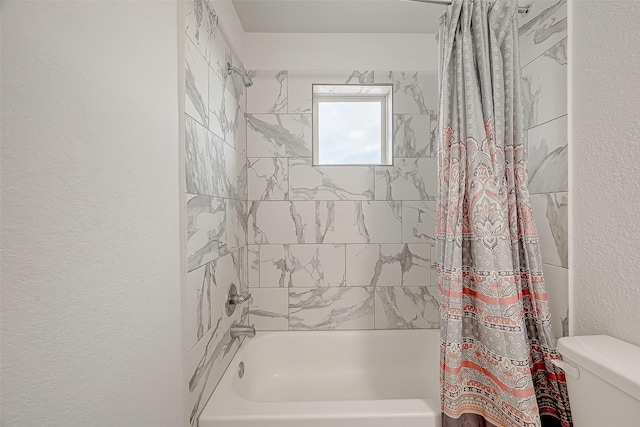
[{"left": 199, "top": 329, "right": 442, "bottom": 427}]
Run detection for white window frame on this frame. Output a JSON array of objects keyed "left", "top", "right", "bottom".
[{"left": 312, "top": 84, "right": 393, "bottom": 166}]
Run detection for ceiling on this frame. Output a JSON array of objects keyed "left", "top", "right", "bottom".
[{"left": 231, "top": 0, "right": 445, "bottom": 34}]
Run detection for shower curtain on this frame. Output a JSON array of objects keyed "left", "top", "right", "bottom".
[{"left": 436, "top": 1, "right": 572, "bottom": 427}]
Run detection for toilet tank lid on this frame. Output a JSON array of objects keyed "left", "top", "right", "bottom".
[{"left": 557, "top": 335, "right": 640, "bottom": 401}]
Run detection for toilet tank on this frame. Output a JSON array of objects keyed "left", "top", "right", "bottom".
[{"left": 556, "top": 335, "right": 640, "bottom": 427}]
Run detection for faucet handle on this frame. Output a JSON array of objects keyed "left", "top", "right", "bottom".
[{"left": 225, "top": 284, "right": 251, "bottom": 316}]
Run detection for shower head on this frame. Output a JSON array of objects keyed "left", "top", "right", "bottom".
[{"left": 227, "top": 62, "right": 253, "bottom": 87}]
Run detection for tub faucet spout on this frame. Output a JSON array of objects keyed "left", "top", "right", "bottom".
[{"left": 230, "top": 323, "right": 256, "bottom": 339}]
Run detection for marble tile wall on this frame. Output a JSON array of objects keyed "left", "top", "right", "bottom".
[
  {"left": 184, "top": 0, "right": 249, "bottom": 424},
  {"left": 519, "top": 0, "right": 568, "bottom": 338},
  {"left": 245, "top": 69, "right": 440, "bottom": 332}
]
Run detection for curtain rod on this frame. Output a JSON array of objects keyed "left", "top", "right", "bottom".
[{"left": 408, "top": 0, "right": 531, "bottom": 15}]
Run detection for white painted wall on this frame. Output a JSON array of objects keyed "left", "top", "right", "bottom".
[
  {"left": 571, "top": 0, "right": 640, "bottom": 346},
  {"left": 244, "top": 33, "right": 438, "bottom": 71},
  {"left": 1, "top": 1, "right": 185, "bottom": 426}
]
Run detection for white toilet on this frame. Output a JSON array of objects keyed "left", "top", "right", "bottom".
[{"left": 554, "top": 335, "right": 640, "bottom": 426}]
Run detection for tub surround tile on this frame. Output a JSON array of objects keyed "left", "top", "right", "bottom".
[
  {"left": 346, "top": 244, "right": 431, "bottom": 287},
  {"left": 386, "top": 71, "right": 438, "bottom": 115},
  {"left": 234, "top": 108, "right": 247, "bottom": 155},
  {"left": 237, "top": 153, "right": 248, "bottom": 201},
  {"left": 220, "top": 138, "right": 247, "bottom": 200},
  {"left": 248, "top": 245, "right": 260, "bottom": 288},
  {"left": 209, "top": 70, "right": 242, "bottom": 148},
  {"left": 186, "top": 263, "right": 214, "bottom": 350},
  {"left": 402, "top": 201, "right": 437, "bottom": 244},
  {"left": 210, "top": 249, "right": 246, "bottom": 304},
  {"left": 185, "top": 39, "right": 209, "bottom": 128},
  {"left": 225, "top": 57, "right": 248, "bottom": 107},
  {"left": 187, "top": 247, "right": 248, "bottom": 424},
  {"left": 284, "top": 244, "right": 345, "bottom": 287},
  {"left": 316, "top": 201, "right": 402, "bottom": 244},
  {"left": 185, "top": 115, "right": 222, "bottom": 197},
  {"left": 249, "top": 288, "right": 289, "bottom": 330},
  {"left": 208, "top": 29, "right": 228, "bottom": 84},
  {"left": 289, "top": 158, "right": 375, "bottom": 200},
  {"left": 259, "top": 244, "right": 345, "bottom": 288},
  {"left": 287, "top": 70, "right": 377, "bottom": 113},
  {"left": 184, "top": 3, "right": 249, "bottom": 424},
  {"left": 207, "top": 70, "right": 226, "bottom": 141},
  {"left": 248, "top": 201, "right": 315, "bottom": 244},
  {"left": 518, "top": 0, "right": 567, "bottom": 67},
  {"left": 187, "top": 194, "right": 226, "bottom": 271},
  {"left": 184, "top": 0, "right": 230, "bottom": 82},
  {"left": 259, "top": 245, "right": 288, "bottom": 287},
  {"left": 233, "top": 245, "right": 248, "bottom": 291},
  {"left": 393, "top": 114, "right": 435, "bottom": 158},
  {"left": 375, "top": 287, "right": 440, "bottom": 329},
  {"left": 247, "top": 70, "right": 288, "bottom": 113},
  {"left": 519, "top": 1, "right": 569, "bottom": 341},
  {"left": 248, "top": 157, "right": 289, "bottom": 200},
  {"left": 218, "top": 49, "right": 247, "bottom": 147},
  {"left": 429, "top": 115, "right": 438, "bottom": 157},
  {"left": 226, "top": 200, "right": 247, "bottom": 251},
  {"left": 184, "top": 0, "right": 221, "bottom": 70},
  {"left": 530, "top": 192, "right": 568, "bottom": 268},
  {"left": 286, "top": 69, "right": 437, "bottom": 116},
  {"left": 543, "top": 38, "right": 567, "bottom": 66},
  {"left": 375, "top": 158, "right": 437, "bottom": 201},
  {"left": 542, "top": 263, "right": 569, "bottom": 338},
  {"left": 522, "top": 38, "right": 567, "bottom": 131},
  {"left": 197, "top": 29, "right": 246, "bottom": 145},
  {"left": 246, "top": 114, "right": 312, "bottom": 158},
  {"left": 289, "top": 287, "right": 375, "bottom": 330},
  {"left": 188, "top": 311, "right": 245, "bottom": 426},
  {"left": 430, "top": 246, "right": 438, "bottom": 290},
  {"left": 185, "top": 115, "right": 246, "bottom": 199},
  {"left": 527, "top": 116, "right": 568, "bottom": 194}
]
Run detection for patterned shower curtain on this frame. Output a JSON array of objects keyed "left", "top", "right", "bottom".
[{"left": 436, "top": 1, "right": 572, "bottom": 426}]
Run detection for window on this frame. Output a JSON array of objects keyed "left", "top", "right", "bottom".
[{"left": 312, "top": 84, "right": 393, "bottom": 166}]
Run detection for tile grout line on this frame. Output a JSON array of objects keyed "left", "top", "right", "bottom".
[
  {"left": 521, "top": 34, "right": 568, "bottom": 70},
  {"left": 185, "top": 110, "right": 246, "bottom": 161},
  {"left": 525, "top": 113, "right": 568, "bottom": 133}
]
